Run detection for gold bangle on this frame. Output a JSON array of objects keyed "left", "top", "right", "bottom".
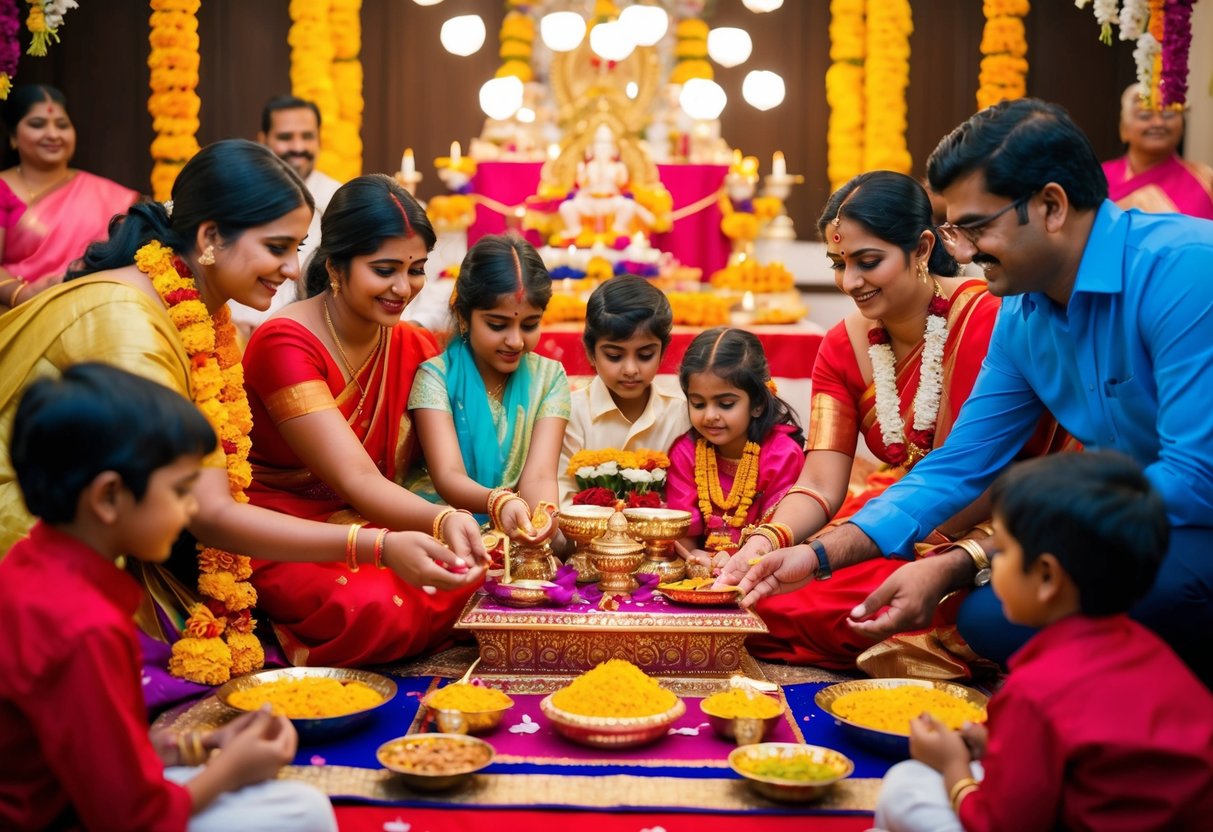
[
  {"left": 954, "top": 538, "right": 990, "bottom": 571},
  {"left": 344, "top": 523, "right": 364, "bottom": 572},
  {"left": 432, "top": 507, "right": 457, "bottom": 543},
  {"left": 768, "top": 521, "right": 794, "bottom": 548},
  {"left": 0, "top": 277, "right": 19, "bottom": 290},
  {"left": 8, "top": 281, "right": 28, "bottom": 306},
  {"left": 970, "top": 523, "right": 995, "bottom": 539},
  {"left": 949, "top": 777, "right": 979, "bottom": 813},
  {"left": 741, "top": 525, "right": 779, "bottom": 553},
  {"left": 191, "top": 731, "right": 206, "bottom": 766},
  {"left": 784, "top": 485, "right": 832, "bottom": 520},
  {"left": 373, "top": 528, "right": 388, "bottom": 569}
]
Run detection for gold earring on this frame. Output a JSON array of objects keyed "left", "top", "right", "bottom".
[
  {"left": 329, "top": 279, "right": 340, "bottom": 296},
  {"left": 917, "top": 259, "right": 929, "bottom": 283},
  {"left": 198, "top": 245, "right": 216, "bottom": 266}
]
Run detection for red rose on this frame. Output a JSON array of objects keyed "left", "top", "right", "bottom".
[
  {"left": 627, "top": 491, "right": 662, "bottom": 508},
  {"left": 928, "top": 296, "right": 951, "bottom": 317},
  {"left": 573, "top": 487, "right": 616, "bottom": 506},
  {"left": 907, "top": 428, "right": 935, "bottom": 450},
  {"left": 885, "top": 443, "right": 908, "bottom": 465},
  {"left": 867, "top": 327, "right": 891, "bottom": 346}
]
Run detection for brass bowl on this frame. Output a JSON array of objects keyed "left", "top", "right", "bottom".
[
  {"left": 215, "top": 667, "right": 396, "bottom": 742},
  {"left": 376, "top": 733, "right": 494, "bottom": 792},
  {"left": 623, "top": 507, "right": 693, "bottom": 540},
  {"left": 487, "top": 579, "right": 560, "bottom": 608},
  {"left": 814, "top": 678, "right": 990, "bottom": 758},
  {"left": 657, "top": 584, "right": 742, "bottom": 606},
  {"left": 540, "top": 693, "right": 686, "bottom": 749},
  {"left": 728, "top": 743, "right": 854, "bottom": 803},
  {"left": 423, "top": 688, "right": 515, "bottom": 735},
  {"left": 557, "top": 505, "right": 614, "bottom": 583},
  {"left": 700, "top": 691, "right": 785, "bottom": 745}
]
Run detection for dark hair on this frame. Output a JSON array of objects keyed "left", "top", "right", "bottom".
[
  {"left": 69, "top": 140, "right": 313, "bottom": 279},
  {"left": 817, "top": 171, "right": 959, "bottom": 277},
  {"left": 303, "top": 174, "right": 436, "bottom": 298},
  {"left": 451, "top": 234, "right": 552, "bottom": 325},
  {"left": 926, "top": 98, "right": 1108, "bottom": 211},
  {"left": 11, "top": 364, "right": 217, "bottom": 524},
  {"left": 261, "top": 95, "right": 321, "bottom": 134},
  {"left": 583, "top": 275, "right": 673, "bottom": 355},
  {"left": 990, "top": 452, "right": 1169, "bottom": 616},
  {"left": 1, "top": 84, "right": 69, "bottom": 167},
  {"left": 678, "top": 327, "right": 804, "bottom": 447}
]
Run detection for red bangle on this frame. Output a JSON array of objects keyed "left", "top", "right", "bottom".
[{"left": 785, "top": 486, "right": 832, "bottom": 519}]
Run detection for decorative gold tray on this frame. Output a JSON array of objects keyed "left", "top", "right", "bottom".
[{"left": 455, "top": 593, "right": 768, "bottom": 677}]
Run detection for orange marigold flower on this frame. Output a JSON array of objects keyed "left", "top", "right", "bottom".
[
  {"left": 183, "top": 603, "right": 226, "bottom": 639},
  {"left": 169, "top": 637, "right": 232, "bottom": 685},
  {"left": 225, "top": 631, "right": 265, "bottom": 675}
]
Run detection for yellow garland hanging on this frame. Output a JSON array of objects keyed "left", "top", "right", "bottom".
[
  {"left": 147, "top": 0, "right": 202, "bottom": 201},
  {"left": 289, "top": 0, "right": 341, "bottom": 180},
  {"left": 694, "top": 438, "right": 762, "bottom": 539},
  {"left": 328, "top": 0, "right": 363, "bottom": 182},
  {"left": 134, "top": 241, "right": 265, "bottom": 684},
  {"left": 863, "top": 0, "right": 913, "bottom": 175},
  {"left": 826, "top": 0, "right": 865, "bottom": 192},
  {"left": 496, "top": 4, "right": 535, "bottom": 84},
  {"left": 671, "top": 16, "right": 712, "bottom": 85},
  {"left": 977, "top": 0, "right": 1029, "bottom": 111},
  {"left": 1146, "top": 0, "right": 1165, "bottom": 110}
]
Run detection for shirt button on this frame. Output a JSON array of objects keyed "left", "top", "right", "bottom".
[{"left": 1088, "top": 385, "right": 1095, "bottom": 391}]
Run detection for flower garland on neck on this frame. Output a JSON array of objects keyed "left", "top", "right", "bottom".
[
  {"left": 868, "top": 284, "right": 950, "bottom": 467},
  {"left": 135, "top": 240, "right": 264, "bottom": 685},
  {"left": 694, "top": 438, "right": 762, "bottom": 553}
]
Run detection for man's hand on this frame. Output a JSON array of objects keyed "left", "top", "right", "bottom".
[
  {"left": 732, "top": 544, "right": 818, "bottom": 608},
  {"left": 846, "top": 552, "right": 965, "bottom": 640}
]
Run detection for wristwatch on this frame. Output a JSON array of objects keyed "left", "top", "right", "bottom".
[
  {"left": 956, "top": 539, "right": 992, "bottom": 587},
  {"left": 808, "top": 539, "right": 832, "bottom": 581}
]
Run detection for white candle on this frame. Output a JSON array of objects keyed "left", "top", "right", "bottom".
[
  {"left": 450, "top": 141, "right": 462, "bottom": 165},
  {"left": 742, "top": 290, "right": 756, "bottom": 312},
  {"left": 772, "top": 151, "right": 787, "bottom": 178},
  {"left": 401, "top": 148, "right": 415, "bottom": 177}
]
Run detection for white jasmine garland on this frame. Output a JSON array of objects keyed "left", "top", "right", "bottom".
[
  {"left": 1118, "top": 0, "right": 1149, "bottom": 40},
  {"left": 867, "top": 299, "right": 950, "bottom": 454},
  {"left": 43, "top": 0, "right": 79, "bottom": 30},
  {"left": 1133, "top": 33, "right": 1160, "bottom": 94}
]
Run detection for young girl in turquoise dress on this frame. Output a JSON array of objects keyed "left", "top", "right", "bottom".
[
  {"left": 409, "top": 234, "right": 571, "bottom": 539},
  {"left": 665, "top": 327, "right": 806, "bottom": 572}
]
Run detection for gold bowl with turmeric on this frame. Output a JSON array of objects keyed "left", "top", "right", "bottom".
[
  {"left": 423, "top": 682, "right": 514, "bottom": 735},
  {"left": 540, "top": 659, "right": 685, "bottom": 749},
  {"left": 728, "top": 743, "right": 854, "bottom": 803},
  {"left": 700, "top": 687, "right": 785, "bottom": 745},
  {"left": 216, "top": 667, "right": 396, "bottom": 742},
  {"left": 815, "top": 678, "right": 989, "bottom": 758},
  {"left": 376, "top": 733, "right": 494, "bottom": 792}
]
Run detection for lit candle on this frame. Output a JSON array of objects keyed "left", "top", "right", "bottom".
[
  {"left": 742, "top": 290, "right": 756, "bottom": 312},
  {"left": 566, "top": 245, "right": 576, "bottom": 268},
  {"left": 450, "top": 141, "right": 462, "bottom": 165},
  {"left": 772, "top": 151, "right": 787, "bottom": 178},
  {"left": 547, "top": 143, "right": 561, "bottom": 161},
  {"left": 401, "top": 148, "right": 416, "bottom": 177}
]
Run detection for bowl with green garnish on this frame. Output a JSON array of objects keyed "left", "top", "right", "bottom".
[{"left": 728, "top": 742, "right": 853, "bottom": 803}]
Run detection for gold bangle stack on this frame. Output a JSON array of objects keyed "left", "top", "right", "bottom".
[
  {"left": 948, "top": 776, "right": 980, "bottom": 813},
  {"left": 176, "top": 730, "right": 207, "bottom": 766},
  {"left": 741, "top": 521, "right": 795, "bottom": 553},
  {"left": 372, "top": 528, "right": 389, "bottom": 569},
  {"left": 344, "top": 522, "right": 365, "bottom": 572},
  {"left": 487, "top": 488, "right": 524, "bottom": 530},
  {"left": 432, "top": 507, "right": 457, "bottom": 544},
  {"left": 954, "top": 538, "right": 990, "bottom": 571}
]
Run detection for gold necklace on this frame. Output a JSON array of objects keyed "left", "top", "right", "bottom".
[
  {"left": 323, "top": 298, "right": 365, "bottom": 394},
  {"left": 16, "top": 165, "right": 71, "bottom": 203}
]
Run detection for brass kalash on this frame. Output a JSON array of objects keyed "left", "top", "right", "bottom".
[{"left": 455, "top": 504, "right": 768, "bottom": 683}]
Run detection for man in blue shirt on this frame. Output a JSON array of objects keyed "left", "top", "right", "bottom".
[{"left": 730, "top": 99, "right": 1213, "bottom": 684}]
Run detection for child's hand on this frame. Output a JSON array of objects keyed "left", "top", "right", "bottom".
[
  {"left": 441, "top": 510, "right": 491, "bottom": 567},
  {"left": 382, "top": 531, "right": 486, "bottom": 593},
  {"left": 498, "top": 497, "right": 535, "bottom": 540},
  {"left": 959, "top": 721, "right": 988, "bottom": 760},
  {"left": 210, "top": 708, "right": 298, "bottom": 788},
  {"left": 909, "top": 712, "right": 971, "bottom": 772}
]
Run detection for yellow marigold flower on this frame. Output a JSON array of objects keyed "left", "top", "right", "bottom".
[
  {"left": 721, "top": 212, "right": 760, "bottom": 242},
  {"left": 199, "top": 572, "right": 258, "bottom": 612},
  {"left": 183, "top": 603, "right": 226, "bottom": 638},
  {"left": 496, "top": 61, "right": 534, "bottom": 83},
  {"left": 670, "top": 60, "right": 713, "bottom": 85},
  {"left": 674, "top": 39, "right": 708, "bottom": 59},
  {"left": 198, "top": 547, "right": 253, "bottom": 580},
  {"left": 675, "top": 19, "right": 709, "bottom": 40},
  {"left": 225, "top": 631, "right": 265, "bottom": 675},
  {"left": 586, "top": 256, "right": 614, "bottom": 282},
  {"left": 169, "top": 637, "right": 232, "bottom": 685}
]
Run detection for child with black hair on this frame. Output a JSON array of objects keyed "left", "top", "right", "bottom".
[
  {"left": 876, "top": 452, "right": 1213, "bottom": 832},
  {"left": 558, "top": 275, "right": 690, "bottom": 507},
  {"left": 666, "top": 327, "right": 806, "bottom": 572},
  {"left": 0, "top": 364, "right": 336, "bottom": 832}
]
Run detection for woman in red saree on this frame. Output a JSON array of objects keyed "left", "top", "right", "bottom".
[
  {"left": 0, "top": 85, "right": 137, "bottom": 308},
  {"left": 725, "top": 172, "right": 1071, "bottom": 675},
  {"left": 242, "top": 175, "right": 486, "bottom": 667}
]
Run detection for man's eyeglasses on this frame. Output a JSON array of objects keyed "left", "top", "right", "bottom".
[{"left": 937, "top": 192, "right": 1036, "bottom": 251}]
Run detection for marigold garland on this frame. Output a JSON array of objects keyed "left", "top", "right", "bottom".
[
  {"left": 24, "top": 0, "right": 75, "bottom": 56},
  {"left": 863, "top": 0, "right": 912, "bottom": 174},
  {"left": 147, "top": 0, "right": 201, "bottom": 200},
  {"left": 136, "top": 241, "right": 264, "bottom": 684},
  {"left": 496, "top": 2, "right": 535, "bottom": 84},
  {"left": 289, "top": 0, "right": 342, "bottom": 181},
  {"left": 694, "top": 439, "right": 762, "bottom": 553},
  {"left": 328, "top": 0, "right": 363, "bottom": 182},
  {"left": 825, "top": 0, "right": 865, "bottom": 192},
  {"left": 671, "top": 16, "right": 712, "bottom": 85},
  {"left": 977, "top": 0, "right": 1029, "bottom": 111}
]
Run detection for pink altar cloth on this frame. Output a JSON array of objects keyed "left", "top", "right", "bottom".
[{"left": 469, "top": 161, "right": 731, "bottom": 276}]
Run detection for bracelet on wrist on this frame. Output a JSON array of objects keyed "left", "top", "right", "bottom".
[
  {"left": 372, "top": 528, "right": 388, "bottom": 569},
  {"left": 432, "top": 507, "right": 457, "bottom": 544},
  {"left": 344, "top": 522, "right": 365, "bottom": 572}
]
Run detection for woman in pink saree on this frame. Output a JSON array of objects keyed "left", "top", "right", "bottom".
[{"left": 0, "top": 85, "right": 138, "bottom": 308}]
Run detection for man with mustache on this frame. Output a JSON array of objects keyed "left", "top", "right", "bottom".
[
  {"left": 229, "top": 95, "right": 342, "bottom": 336},
  {"left": 1102, "top": 83, "right": 1213, "bottom": 220},
  {"left": 724, "top": 98, "right": 1213, "bottom": 687}
]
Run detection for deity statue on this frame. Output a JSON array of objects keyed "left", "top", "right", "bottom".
[{"left": 557, "top": 124, "right": 656, "bottom": 241}]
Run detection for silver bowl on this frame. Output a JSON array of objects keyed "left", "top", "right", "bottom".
[
  {"left": 377, "top": 733, "right": 494, "bottom": 792},
  {"left": 728, "top": 743, "right": 854, "bottom": 803}
]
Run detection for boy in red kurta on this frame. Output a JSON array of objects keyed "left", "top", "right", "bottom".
[
  {"left": 0, "top": 364, "right": 337, "bottom": 832},
  {"left": 875, "top": 452, "right": 1213, "bottom": 832}
]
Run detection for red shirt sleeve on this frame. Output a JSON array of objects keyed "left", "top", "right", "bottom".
[{"left": 32, "top": 626, "right": 193, "bottom": 831}]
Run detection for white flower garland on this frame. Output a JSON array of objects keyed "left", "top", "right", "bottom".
[{"left": 867, "top": 297, "right": 949, "bottom": 457}]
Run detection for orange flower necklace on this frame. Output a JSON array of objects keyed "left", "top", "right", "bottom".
[
  {"left": 135, "top": 240, "right": 264, "bottom": 685},
  {"left": 694, "top": 438, "right": 762, "bottom": 553}
]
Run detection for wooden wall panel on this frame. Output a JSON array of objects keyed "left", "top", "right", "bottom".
[{"left": 18, "top": 0, "right": 1138, "bottom": 238}]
